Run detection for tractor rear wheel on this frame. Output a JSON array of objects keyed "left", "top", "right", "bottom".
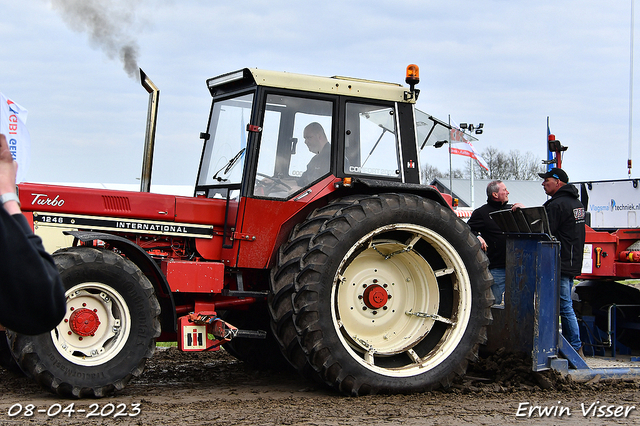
[
  {"left": 270, "top": 193, "right": 492, "bottom": 395},
  {"left": 269, "top": 195, "right": 365, "bottom": 376},
  {"left": 8, "top": 247, "right": 161, "bottom": 398}
]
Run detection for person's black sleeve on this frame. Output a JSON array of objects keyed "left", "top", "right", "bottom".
[
  {"left": 0, "top": 209, "right": 66, "bottom": 335},
  {"left": 467, "top": 210, "right": 484, "bottom": 236},
  {"left": 545, "top": 201, "right": 561, "bottom": 238}
]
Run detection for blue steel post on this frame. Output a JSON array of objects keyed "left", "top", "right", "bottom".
[
  {"left": 484, "top": 233, "right": 560, "bottom": 369},
  {"left": 531, "top": 239, "right": 560, "bottom": 371}
]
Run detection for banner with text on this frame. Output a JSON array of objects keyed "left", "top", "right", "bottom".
[{"left": 0, "top": 92, "right": 31, "bottom": 183}]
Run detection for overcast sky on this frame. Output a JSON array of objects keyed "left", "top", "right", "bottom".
[{"left": 0, "top": 0, "right": 638, "bottom": 189}]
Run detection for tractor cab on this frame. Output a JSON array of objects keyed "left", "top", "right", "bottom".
[{"left": 195, "top": 68, "right": 448, "bottom": 203}]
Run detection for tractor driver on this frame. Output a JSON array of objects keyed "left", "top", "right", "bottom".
[{"left": 296, "top": 122, "right": 331, "bottom": 187}]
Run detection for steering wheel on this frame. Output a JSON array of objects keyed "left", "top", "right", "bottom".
[{"left": 256, "top": 173, "right": 292, "bottom": 193}]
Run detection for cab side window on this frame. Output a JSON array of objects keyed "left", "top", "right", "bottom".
[{"left": 344, "top": 103, "right": 401, "bottom": 179}]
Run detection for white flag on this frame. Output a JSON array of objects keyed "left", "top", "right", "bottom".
[
  {"left": 0, "top": 93, "right": 31, "bottom": 183},
  {"left": 449, "top": 128, "right": 490, "bottom": 172}
]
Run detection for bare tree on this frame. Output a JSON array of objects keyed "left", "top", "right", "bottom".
[
  {"left": 421, "top": 164, "right": 444, "bottom": 184},
  {"left": 521, "top": 151, "right": 545, "bottom": 180},
  {"left": 423, "top": 147, "right": 543, "bottom": 182},
  {"left": 477, "top": 146, "right": 508, "bottom": 179},
  {"left": 445, "top": 168, "right": 466, "bottom": 179},
  {"left": 474, "top": 147, "right": 542, "bottom": 180},
  {"left": 421, "top": 164, "right": 466, "bottom": 184}
]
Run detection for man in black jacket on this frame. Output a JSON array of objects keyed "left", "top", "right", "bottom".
[
  {"left": 539, "top": 167, "right": 585, "bottom": 355},
  {"left": 0, "top": 133, "right": 66, "bottom": 335},
  {"left": 468, "top": 180, "right": 524, "bottom": 306}
]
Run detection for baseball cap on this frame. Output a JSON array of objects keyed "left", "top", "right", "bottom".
[{"left": 538, "top": 167, "right": 568, "bottom": 183}]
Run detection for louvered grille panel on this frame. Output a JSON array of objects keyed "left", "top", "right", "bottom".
[{"left": 102, "top": 195, "right": 131, "bottom": 212}]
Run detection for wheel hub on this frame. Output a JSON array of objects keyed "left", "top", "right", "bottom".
[
  {"left": 363, "top": 284, "right": 388, "bottom": 309},
  {"left": 336, "top": 238, "right": 443, "bottom": 358},
  {"left": 68, "top": 308, "right": 101, "bottom": 336}
]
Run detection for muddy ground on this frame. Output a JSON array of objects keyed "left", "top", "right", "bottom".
[{"left": 1, "top": 347, "right": 639, "bottom": 425}]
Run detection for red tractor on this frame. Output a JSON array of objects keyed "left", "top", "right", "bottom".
[
  {"left": 7, "top": 66, "right": 492, "bottom": 397},
  {"left": 573, "top": 179, "right": 640, "bottom": 355}
]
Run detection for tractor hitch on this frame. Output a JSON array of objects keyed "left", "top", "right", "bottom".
[{"left": 177, "top": 312, "right": 266, "bottom": 352}]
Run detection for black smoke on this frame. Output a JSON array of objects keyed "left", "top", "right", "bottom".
[{"left": 51, "top": 0, "right": 143, "bottom": 80}]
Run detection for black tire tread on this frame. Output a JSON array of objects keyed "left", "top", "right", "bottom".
[
  {"left": 269, "top": 196, "right": 366, "bottom": 373},
  {"left": 9, "top": 247, "right": 161, "bottom": 398}
]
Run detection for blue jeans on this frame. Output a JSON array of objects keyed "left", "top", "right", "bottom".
[
  {"left": 560, "top": 275, "right": 581, "bottom": 351},
  {"left": 489, "top": 268, "right": 505, "bottom": 305}
]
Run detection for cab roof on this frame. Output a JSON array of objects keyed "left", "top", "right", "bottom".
[{"left": 207, "top": 68, "right": 415, "bottom": 103}]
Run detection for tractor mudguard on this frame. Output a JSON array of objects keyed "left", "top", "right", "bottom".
[
  {"left": 348, "top": 178, "right": 450, "bottom": 207},
  {"left": 63, "top": 230, "right": 177, "bottom": 332}
]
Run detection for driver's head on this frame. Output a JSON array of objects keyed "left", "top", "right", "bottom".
[{"left": 303, "top": 122, "right": 329, "bottom": 154}]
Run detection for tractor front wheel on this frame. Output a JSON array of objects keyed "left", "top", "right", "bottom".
[
  {"left": 8, "top": 247, "right": 161, "bottom": 398},
  {"left": 0, "top": 330, "right": 21, "bottom": 374}
]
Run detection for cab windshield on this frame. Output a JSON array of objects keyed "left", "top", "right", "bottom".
[{"left": 197, "top": 93, "right": 254, "bottom": 198}]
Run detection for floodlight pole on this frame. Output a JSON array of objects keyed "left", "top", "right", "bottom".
[
  {"left": 470, "top": 158, "right": 475, "bottom": 209},
  {"left": 460, "top": 122, "right": 484, "bottom": 210},
  {"left": 448, "top": 115, "right": 453, "bottom": 196},
  {"left": 629, "top": 0, "right": 635, "bottom": 177}
]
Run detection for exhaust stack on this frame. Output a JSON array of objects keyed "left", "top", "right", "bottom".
[{"left": 139, "top": 69, "right": 159, "bottom": 192}]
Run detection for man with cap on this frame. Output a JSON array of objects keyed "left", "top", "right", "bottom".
[{"left": 539, "top": 167, "right": 586, "bottom": 357}]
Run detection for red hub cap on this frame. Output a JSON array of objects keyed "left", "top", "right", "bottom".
[
  {"left": 69, "top": 308, "right": 101, "bottom": 336},
  {"left": 363, "top": 284, "right": 388, "bottom": 309}
]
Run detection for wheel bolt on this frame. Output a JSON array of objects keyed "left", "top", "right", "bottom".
[
  {"left": 383, "top": 283, "right": 388, "bottom": 288},
  {"left": 82, "top": 303, "right": 87, "bottom": 307},
  {"left": 70, "top": 307, "right": 74, "bottom": 311},
  {"left": 372, "top": 311, "right": 378, "bottom": 315},
  {"left": 363, "top": 284, "right": 367, "bottom": 288},
  {"left": 358, "top": 295, "right": 363, "bottom": 300},
  {"left": 68, "top": 331, "right": 72, "bottom": 335},
  {"left": 383, "top": 306, "right": 388, "bottom": 310},
  {"left": 373, "top": 279, "right": 378, "bottom": 283},
  {"left": 78, "top": 337, "right": 83, "bottom": 341},
  {"left": 362, "top": 306, "right": 367, "bottom": 311}
]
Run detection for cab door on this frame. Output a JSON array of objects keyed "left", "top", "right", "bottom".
[{"left": 236, "top": 92, "right": 336, "bottom": 269}]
